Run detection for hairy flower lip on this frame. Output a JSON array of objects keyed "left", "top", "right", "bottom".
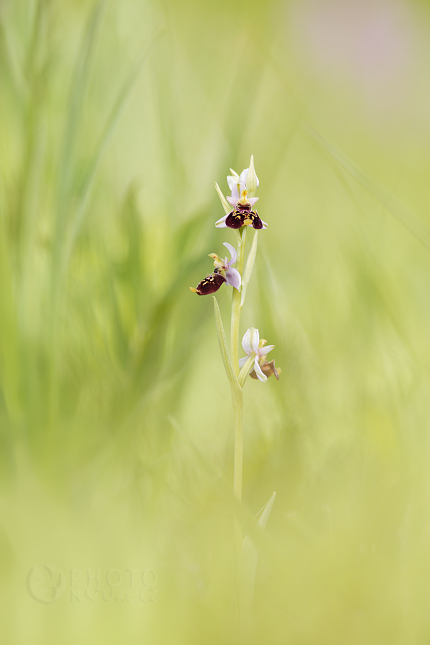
[
  {"left": 190, "top": 273, "right": 226, "bottom": 296},
  {"left": 216, "top": 207, "right": 268, "bottom": 230},
  {"left": 225, "top": 209, "right": 266, "bottom": 230},
  {"left": 190, "top": 243, "right": 241, "bottom": 295}
]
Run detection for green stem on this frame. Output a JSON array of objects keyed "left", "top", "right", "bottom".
[
  {"left": 232, "top": 355, "right": 254, "bottom": 505},
  {"left": 231, "top": 227, "right": 247, "bottom": 549},
  {"left": 233, "top": 386, "right": 244, "bottom": 553},
  {"left": 233, "top": 387, "right": 243, "bottom": 502},
  {"left": 231, "top": 227, "right": 247, "bottom": 377}
]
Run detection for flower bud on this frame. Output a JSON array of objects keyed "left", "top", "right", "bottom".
[{"left": 246, "top": 155, "right": 258, "bottom": 199}]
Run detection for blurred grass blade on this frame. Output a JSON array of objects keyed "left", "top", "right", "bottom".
[
  {"left": 304, "top": 123, "right": 430, "bottom": 252},
  {"left": 0, "top": 10, "right": 26, "bottom": 96},
  {"left": 213, "top": 296, "right": 239, "bottom": 392},
  {"left": 240, "top": 229, "right": 258, "bottom": 308},
  {"left": 256, "top": 491, "right": 276, "bottom": 529},
  {"left": 67, "top": 25, "right": 167, "bottom": 259},
  {"left": 238, "top": 492, "right": 276, "bottom": 626},
  {"left": 0, "top": 193, "right": 21, "bottom": 423},
  {"left": 55, "top": 0, "right": 105, "bottom": 237},
  {"left": 48, "top": 1, "right": 106, "bottom": 431}
]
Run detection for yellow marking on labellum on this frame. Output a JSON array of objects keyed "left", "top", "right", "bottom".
[{"left": 190, "top": 287, "right": 198, "bottom": 292}]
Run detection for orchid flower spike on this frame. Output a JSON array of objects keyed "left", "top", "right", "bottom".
[
  {"left": 239, "top": 327, "right": 280, "bottom": 382},
  {"left": 216, "top": 157, "right": 268, "bottom": 231},
  {"left": 190, "top": 243, "right": 242, "bottom": 295}
]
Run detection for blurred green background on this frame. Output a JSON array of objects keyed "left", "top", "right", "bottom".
[{"left": 2, "top": 0, "right": 430, "bottom": 642}]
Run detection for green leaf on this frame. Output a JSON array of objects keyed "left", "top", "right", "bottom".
[
  {"left": 238, "top": 354, "right": 255, "bottom": 389},
  {"left": 213, "top": 296, "right": 240, "bottom": 393},
  {"left": 214, "top": 181, "right": 231, "bottom": 215}
]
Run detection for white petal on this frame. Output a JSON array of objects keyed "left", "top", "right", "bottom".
[
  {"left": 242, "top": 327, "right": 259, "bottom": 355},
  {"left": 250, "top": 328, "right": 260, "bottom": 353},
  {"left": 241, "top": 329, "right": 253, "bottom": 355},
  {"left": 227, "top": 176, "right": 238, "bottom": 192},
  {"left": 254, "top": 357, "right": 267, "bottom": 382},
  {"left": 259, "top": 344, "right": 274, "bottom": 356},
  {"left": 239, "top": 168, "right": 249, "bottom": 186},
  {"left": 240, "top": 167, "right": 259, "bottom": 189},
  {"left": 227, "top": 177, "right": 240, "bottom": 201},
  {"left": 223, "top": 242, "right": 237, "bottom": 266},
  {"left": 248, "top": 197, "right": 259, "bottom": 206},
  {"left": 239, "top": 356, "right": 248, "bottom": 368},
  {"left": 225, "top": 267, "right": 241, "bottom": 290},
  {"left": 226, "top": 196, "right": 237, "bottom": 206},
  {"left": 215, "top": 215, "right": 228, "bottom": 228},
  {"left": 261, "top": 220, "right": 268, "bottom": 229}
]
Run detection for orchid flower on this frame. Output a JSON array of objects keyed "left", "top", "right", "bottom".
[
  {"left": 216, "top": 166, "right": 268, "bottom": 231},
  {"left": 190, "top": 243, "right": 242, "bottom": 295},
  {"left": 209, "top": 242, "right": 241, "bottom": 290},
  {"left": 193, "top": 157, "right": 280, "bottom": 549},
  {"left": 226, "top": 168, "right": 259, "bottom": 208},
  {"left": 239, "top": 327, "right": 279, "bottom": 383}
]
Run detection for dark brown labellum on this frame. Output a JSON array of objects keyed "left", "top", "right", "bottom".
[
  {"left": 248, "top": 212, "right": 263, "bottom": 229},
  {"left": 194, "top": 273, "right": 226, "bottom": 295},
  {"left": 226, "top": 207, "right": 264, "bottom": 230},
  {"left": 225, "top": 210, "right": 245, "bottom": 229}
]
